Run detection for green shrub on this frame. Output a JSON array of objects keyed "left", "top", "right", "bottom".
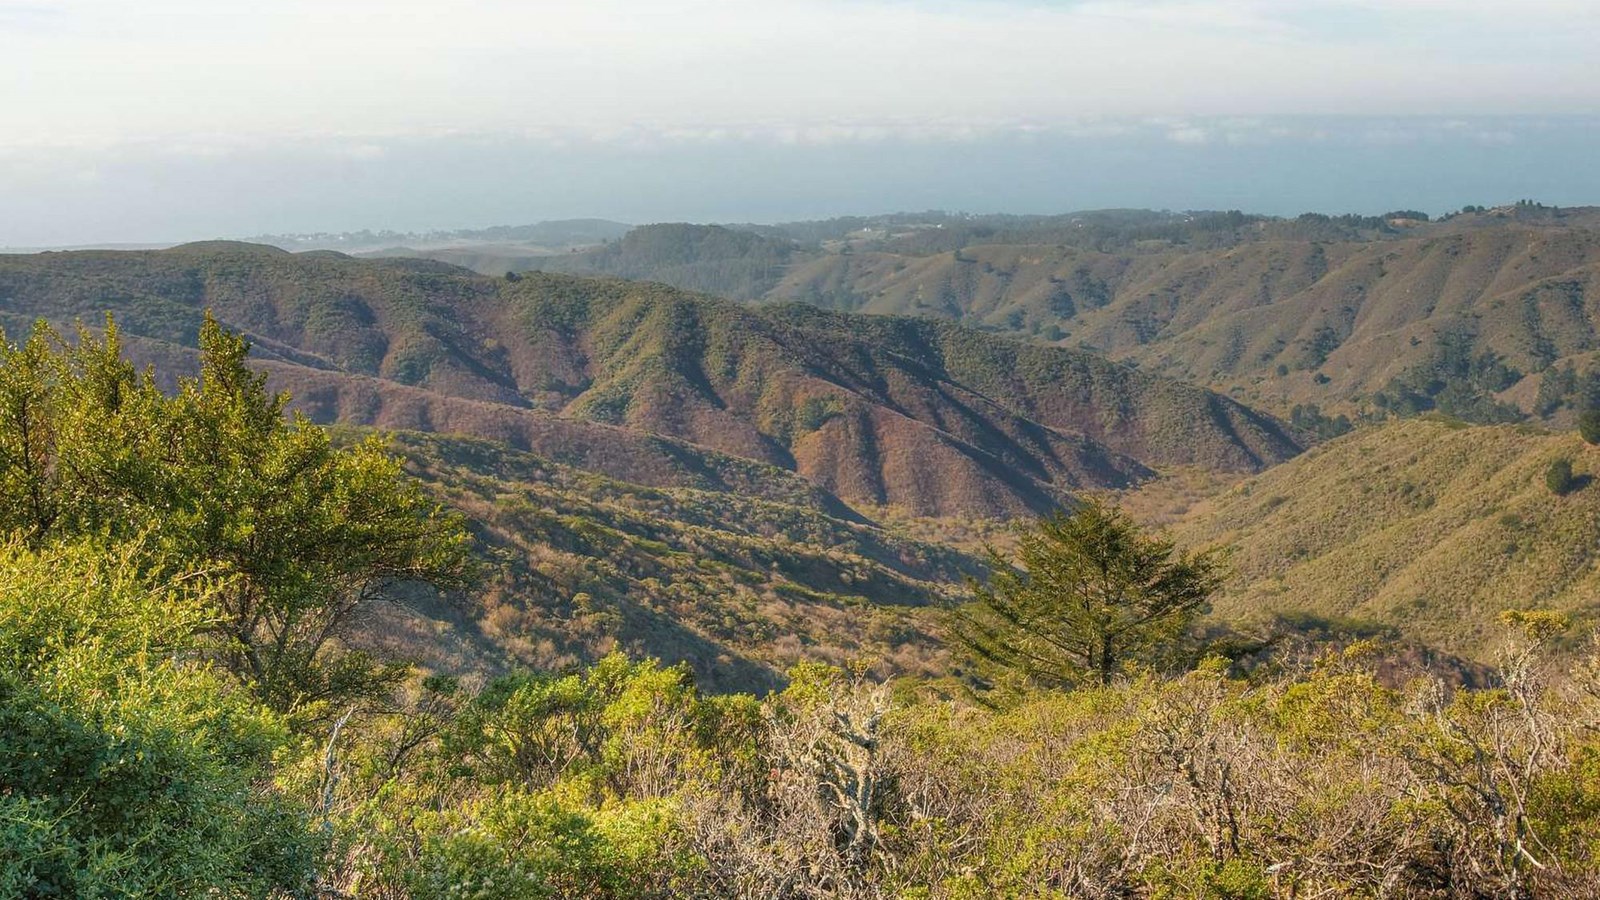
[
  {"left": 407, "top": 792, "right": 686, "bottom": 900},
  {"left": 1580, "top": 408, "right": 1600, "bottom": 445},
  {"left": 1547, "top": 458, "right": 1576, "bottom": 494},
  {"left": 0, "top": 542, "right": 319, "bottom": 895}
]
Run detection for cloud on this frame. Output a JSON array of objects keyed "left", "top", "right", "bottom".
[{"left": 0, "top": 0, "right": 1594, "bottom": 152}]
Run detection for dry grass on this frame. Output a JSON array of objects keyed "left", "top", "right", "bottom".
[{"left": 1174, "top": 419, "right": 1600, "bottom": 660}]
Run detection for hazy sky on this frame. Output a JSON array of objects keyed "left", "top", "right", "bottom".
[{"left": 3, "top": 0, "right": 1597, "bottom": 245}]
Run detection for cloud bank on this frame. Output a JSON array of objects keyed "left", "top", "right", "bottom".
[{"left": 2, "top": 1, "right": 1595, "bottom": 243}]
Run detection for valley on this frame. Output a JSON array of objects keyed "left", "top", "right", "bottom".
[
  {"left": 4, "top": 229, "right": 1598, "bottom": 686},
  {"left": 10, "top": 216, "right": 1600, "bottom": 897}
]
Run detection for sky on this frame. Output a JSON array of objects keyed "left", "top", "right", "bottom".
[{"left": 2, "top": 0, "right": 1597, "bottom": 246}]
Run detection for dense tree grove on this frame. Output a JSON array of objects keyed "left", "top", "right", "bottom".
[{"left": 7, "top": 318, "right": 1600, "bottom": 896}]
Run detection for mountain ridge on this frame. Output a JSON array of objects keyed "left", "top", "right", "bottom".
[
  {"left": 517, "top": 211, "right": 1600, "bottom": 426},
  {"left": 0, "top": 243, "right": 1300, "bottom": 517}
]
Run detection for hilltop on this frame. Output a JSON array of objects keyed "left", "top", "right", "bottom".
[{"left": 0, "top": 243, "right": 1298, "bottom": 517}]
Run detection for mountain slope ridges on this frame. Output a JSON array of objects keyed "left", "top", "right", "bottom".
[
  {"left": 0, "top": 244, "right": 1300, "bottom": 516},
  {"left": 522, "top": 214, "right": 1600, "bottom": 423}
]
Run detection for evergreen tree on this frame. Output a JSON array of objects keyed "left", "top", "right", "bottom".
[
  {"left": 1546, "top": 458, "right": 1576, "bottom": 495},
  {"left": 1580, "top": 408, "right": 1600, "bottom": 446},
  {"left": 953, "top": 499, "right": 1225, "bottom": 687}
]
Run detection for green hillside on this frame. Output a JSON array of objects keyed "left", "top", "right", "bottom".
[
  {"left": 531, "top": 222, "right": 798, "bottom": 297},
  {"left": 519, "top": 209, "right": 1600, "bottom": 428},
  {"left": 1174, "top": 418, "right": 1600, "bottom": 659}
]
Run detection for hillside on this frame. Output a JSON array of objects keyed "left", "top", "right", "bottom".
[
  {"left": 1174, "top": 418, "right": 1600, "bottom": 660},
  {"left": 518, "top": 209, "right": 1600, "bottom": 427},
  {"left": 362, "top": 430, "right": 978, "bottom": 691},
  {"left": 531, "top": 222, "right": 799, "bottom": 298},
  {"left": 0, "top": 243, "right": 1298, "bottom": 517}
]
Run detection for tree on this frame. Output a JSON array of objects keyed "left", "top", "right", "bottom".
[
  {"left": 0, "top": 314, "right": 474, "bottom": 717},
  {"left": 954, "top": 499, "right": 1225, "bottom": 687},
  {"left": 1546, "top": 458, "right": 1576, "bottom": 495},
  {"left": 161, "top": 317, "right": 476, "bottom": 715},
  {"left": 1579, "top": 408, "right": 1600, "bottom": 445}
]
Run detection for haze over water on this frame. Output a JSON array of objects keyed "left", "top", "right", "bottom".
[{"left": 3, "top": 0, "right": 1597, "bottom": 245}]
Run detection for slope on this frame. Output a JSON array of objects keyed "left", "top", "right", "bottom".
[
  {"left": 521, "top": 210, "right": 1600, "bottom": 426},
  {"left": 361, "top": 430, "right": 978, "bottom": 691},
  {"left": 1174, "top": 418, "right": 1600, "bottom": 660},
  {"left": 0, "top": 243, "right": 1300, "bottom": 517}
]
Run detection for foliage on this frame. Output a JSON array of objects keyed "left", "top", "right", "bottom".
[
  {"left": 1581, "top": 408, "right": 1600, "bottom": 445},
  {"left": 303, "top": 629, "right": 1600, "bottom": 898},
  {"left": 1548, "top": 457, "right": 1577, "bottom": 494},
  {"left": 1289, "top": 402, "right": 1352, "bottom": 440},
  {"left": 11, "top": 523, "right": 1600, "bottom": 896},
  {"left": 0, "top": 315, "right": 473, "bottom": 716},
  {"left": 1374, "top": 331, "right": 1524, "bottom": 425},
  {"left": 0, "top": 541, "right": 318, "bottom": 896},
  {"left": 954, "top": 499, "right": 1225, "bottom": 687}
]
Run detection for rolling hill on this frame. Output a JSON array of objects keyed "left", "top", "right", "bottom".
[
  {"left": 359, "top": 429, "right": 980, "bottom": 691},
  {"left": 1172, "top": 418, "right": 1600, "bottom": 660},
  {"left": 520, "top": 207, "right": 1600, "bottom": 428},
  {"left": 0, "top": 243, "right": 1299, "bottom": 518},
  {"left": 7, "top": 239, "right": 1599, "bottom": 677}
]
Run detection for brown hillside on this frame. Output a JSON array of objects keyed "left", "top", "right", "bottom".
[{"left": 0, "top": 245, "right": 1299, "bottom": 517}]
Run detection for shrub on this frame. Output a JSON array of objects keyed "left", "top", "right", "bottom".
[
  {"left": 0, "top": 541, "right": 319, "bottom": 895},
  {"left": 1547, "top": 458, "right": 1577, "bottom": 495},
  {"left": 0, "top": 315, "right": 473, "bottom": 717},
  {"left": 1580, "top": 408, "right": 1600, "bottom": 445}
]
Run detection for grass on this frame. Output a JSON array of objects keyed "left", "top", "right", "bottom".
[{"left": 1174, "top": 419, "right": 1600, "bottom": 660}]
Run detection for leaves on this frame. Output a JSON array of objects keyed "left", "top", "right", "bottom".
[{"left": 0, "top": 313, "right": 474, "bottom": 716}]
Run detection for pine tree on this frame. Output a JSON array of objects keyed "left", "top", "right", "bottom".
[{"left": 953, "top": 499, "right": 1225, "bottom": 688}]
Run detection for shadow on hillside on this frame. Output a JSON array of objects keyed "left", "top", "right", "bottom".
[
  {"left": 358, "top": 582, "right": 782, "bottom": 696},
  {"left": 614, "top": 602, "right": 785, "bottom": 695}
]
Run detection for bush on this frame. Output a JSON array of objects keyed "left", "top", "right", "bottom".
[
  {"left": 1580, "top": 408, "right": 1600, "bottom": 445},
  {"left": 1547, "top": 458, "right": 1577, "bottom": 494},
  {"left": 0, "top": 315, "right": 472, "bottom": 717},
  {"left": 0, "top": 541, "right": 319, "bottom": 895}
]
